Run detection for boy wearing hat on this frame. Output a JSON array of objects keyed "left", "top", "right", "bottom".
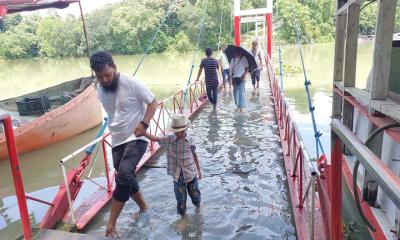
[{"left": 144, "top": 114, "right": 202, "bottom": 217}]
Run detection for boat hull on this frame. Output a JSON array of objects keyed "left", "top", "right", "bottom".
[{"left": 0, "top": 84, "right": 102, "bottom": 160}]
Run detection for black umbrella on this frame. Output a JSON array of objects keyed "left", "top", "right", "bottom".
[{"left": 224, "top": 45, "right": 258, "bottom": 73}]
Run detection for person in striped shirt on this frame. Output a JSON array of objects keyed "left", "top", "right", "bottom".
[
  {"left": 196, "top": 48, "right": 219, "bottom": 110},
  {"left": 144, "top": 114, "right": 202, "bottom": 220}
]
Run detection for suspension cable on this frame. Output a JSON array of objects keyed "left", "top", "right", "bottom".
[
  {"left": 78, "top": 1, "right": 93, "bottom": 76},
  {"left": 275, "top": 1, "right": 284, "bottom": 91},
  {"left": 289, "top": 1, "right": 325, "bottom": 158},
  {"left": 217, "top": 0, "right": 225, "bottom": 51},
  {"left": 182, "top": 0, "right": 209, "bottom": 107},
  {"left": 132, "top": 0, "right": 177, "bottom": 77}
]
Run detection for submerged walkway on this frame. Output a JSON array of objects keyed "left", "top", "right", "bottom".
[{"left": 85, "top": 76, "right": 296, "bottom": 239}]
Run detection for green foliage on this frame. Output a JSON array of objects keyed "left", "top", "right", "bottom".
[
  {"left": 0, "top": 0, "right": 372, "bottom": 60},
  {"left": 275, "top": 0, "right": 335, "bottom": 43},
  {"left": 167, "top": 31, "right": 193, "bottom": 53},
  {"left": 36, "top": 15, "right": 80, "bottom": 58}
]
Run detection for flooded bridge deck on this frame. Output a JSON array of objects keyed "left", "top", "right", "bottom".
[{"left": 83, "top": 75, "right": 296, "bottom": 239}]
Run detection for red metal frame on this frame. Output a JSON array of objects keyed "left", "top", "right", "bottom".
[
  {"left": 41, "top": 80, "right": 207, "bottom": 230},
  {"left": 266, "top": 58, "right": 329, "bottom": 239},
  {"left": 1, "top": 80, "right": 207, "bottom": 237},
  {"left": 266, "top": 13, "right": 272, "bottom": 58},
  {"left": 330, "top": 138, "right": 343, "bottom": 240},
  {"left": 333, "top": 84, "right": 400, "bottom": 239},
  {"left": 1, "top": 114, "right": 32, "bottom": 240},
  {"left": 0, "top": 4, "right": 7, "bottom": 15},
  {"left": 234, "top": 16, "right": 241, "bottom": 46}
]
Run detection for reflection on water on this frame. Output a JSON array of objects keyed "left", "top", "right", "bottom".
[
  {"left": 84, "top": 82, "right": 296, "bottom": 239},
  {"left": 278, "top": 42, "right": 373, "bottom": 157},
  {"left": 0, "top": 53, "right": 202, "bottom": 101}
]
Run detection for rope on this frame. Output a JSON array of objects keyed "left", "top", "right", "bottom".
[
  {"left": 217, "top": 0, "right": 225, "bottom": 51},
  {"left": 289, "top": 1, "right": 325, "bottom": 158},
  {"left": 132, "top": 0, "right": 177, "bottom": 77},
  {"left": 78, "top": 1, "right": 94, "bottom": 77},
  {"left": 182, "top": 0, "right": 209, "bottom": 109}
]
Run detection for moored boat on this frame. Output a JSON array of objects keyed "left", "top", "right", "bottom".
[{"left": 0, "top": 77, "right": 102, "bottom": 160}]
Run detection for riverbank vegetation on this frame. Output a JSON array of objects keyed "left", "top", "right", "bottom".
[{"left": 0, "top": 0, "right": 399, "bottom": 59}]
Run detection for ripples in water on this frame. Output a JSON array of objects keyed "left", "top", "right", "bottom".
[{"left": 85, "top": 83, "right": 296, "bottom": 239}]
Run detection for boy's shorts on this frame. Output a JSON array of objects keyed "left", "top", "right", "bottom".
[{"left": 173, "top": 173, "right": 201, "bottom": 215}]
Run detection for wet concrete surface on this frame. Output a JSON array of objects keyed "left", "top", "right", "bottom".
[{"left": 85, "top": 81, "right": 296, "bottom": 239}]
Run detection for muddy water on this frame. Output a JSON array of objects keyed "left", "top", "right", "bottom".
[
  {"left": 0, "top": 42, "right": 375, "bottom": 239},
  {"left": 84, "top": 81, "right": 296, "bottom": 239}
]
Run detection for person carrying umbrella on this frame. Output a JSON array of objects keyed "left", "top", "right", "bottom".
[
  {"left": 224, "top": 45, "right": 257, "bottom": 113},
  {"left": 229, "top": 48, "right": 249, "bottom": 112}
]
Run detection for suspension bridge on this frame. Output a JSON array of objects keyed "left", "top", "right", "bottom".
[{"left": 2, "top": 0, "right": 400, "bottom": 240}]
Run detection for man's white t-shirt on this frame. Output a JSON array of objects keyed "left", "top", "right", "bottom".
[
  {"left": 97, "top": 74, "right": 154, "bottom": 147},
  {"left": 229, "top": 56, "right": 249, "bottom": 78}
]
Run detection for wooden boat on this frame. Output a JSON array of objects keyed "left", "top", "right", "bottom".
[{"left": 0, "top": 77, "right": 102, "bottom": 160}]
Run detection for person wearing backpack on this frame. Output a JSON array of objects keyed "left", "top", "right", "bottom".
[{"left": 229, "top": 49, "right": 249, "bottom": 112}]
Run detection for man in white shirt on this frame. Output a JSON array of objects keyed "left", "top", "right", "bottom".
[
  {"left": 229, "top": 49, "right": 249, "bottom": 112},
  {"left": 90, "top": 51, "right": 158, "bottom": 238},
  {"left": 218, "top": 44, "right": 231, "bottom": 90}
]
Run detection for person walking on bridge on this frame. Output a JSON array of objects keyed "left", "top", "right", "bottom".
[
  {"left": 250, "top": 40, "right": 263, "bottom": 94},
  {"left": 218, "top": 44, "right": 231, "bottom": 91},
  {"left": 230, "top": 49, "right": 249, "bottom": 113},
  {"left": 196, "top": 48, "right": 219, "bottom": 110},
  {"left": 90, "top": 51, "right": 158, "bottom": 238},
  {"left": 144, "top": 114, "right": 202, "bottom": 225}
]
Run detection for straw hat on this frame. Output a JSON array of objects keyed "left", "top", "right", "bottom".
[{"left": 167, "top": 114, "right": 191, "bottom": 132}]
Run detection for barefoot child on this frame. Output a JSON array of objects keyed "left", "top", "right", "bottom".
[{"left": 144, "top": 114, "right": 202, "bottom": 217}]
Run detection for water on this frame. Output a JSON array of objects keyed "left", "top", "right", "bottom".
[
  {"left": 84, "top": 84, "right": 296, "bottom": 239},
  {"left": 0, "top": 42, "right": 374, "bottom": 239}
]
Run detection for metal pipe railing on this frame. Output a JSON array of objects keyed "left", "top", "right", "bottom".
[
  {"left": 331, "top": 119, "right": 400, "bottom": 207},
  {"left": 1, "top": 114, "right": 31, "bottom": 239},
  {"left": 58, "top": 80, "right": 207, "bottom": 227},
  {"left": 267, "top": 56, "right": 318, "bottom": 240}
]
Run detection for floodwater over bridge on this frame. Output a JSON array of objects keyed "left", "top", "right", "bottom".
[{"left": 83, "top": 76, "right": 296, "bottom": 239}]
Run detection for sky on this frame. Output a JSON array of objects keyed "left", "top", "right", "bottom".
[{"left": 25, "top": 0, "right": 122, "bottom": 16}]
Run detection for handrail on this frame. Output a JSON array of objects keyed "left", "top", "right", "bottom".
[
  {"left": 266, "top": 57, "right": 314, "bottom": 172},
  {"left": 331, "top": 119, "right": 400, "bottom": 207},
  {"left": 57, "top": 80, "right": 207, "bottom": 229},
  {"left": 267, "top": 56, "right": 321, "bottom": 239},
  {"left": 1, "top": 114, "right": 31, "bottom": 239}
]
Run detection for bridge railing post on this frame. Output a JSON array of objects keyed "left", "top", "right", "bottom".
[{"left": 1, "top": 114, "right": 31, "bottom": 240}]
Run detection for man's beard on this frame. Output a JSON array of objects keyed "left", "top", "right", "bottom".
[{"left": 102, "top": 74, "right": 119, "bottom": 93}]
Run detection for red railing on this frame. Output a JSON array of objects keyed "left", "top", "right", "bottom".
[
  {"left": 266, "top": 57, "right": 328, "bottom": 239},
  {"left": 1, "top": 114, "right": 32, "bottom": 239},
  {"left": 55, "top": 80, "right": 207, "bottom": 229},
  {"left": 147, "top": 80, "right": 206, "bottom": 153},
  {"left": 3, "top": 80, "right": 207, "bottom": 237}
]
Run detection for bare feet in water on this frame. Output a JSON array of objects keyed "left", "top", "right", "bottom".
[
  {"left": 176, "top": 215, "right": 188, "bottom": 231},
  {"left": 132, "top": 206, "right": 148, "bottom": 221},
  {"left": 106, "top": 226, "right": 121, "bottom": 238}
]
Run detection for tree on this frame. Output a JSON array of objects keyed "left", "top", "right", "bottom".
[{"left": 36, "top": 15, "right": 80, "bottom": 58}]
